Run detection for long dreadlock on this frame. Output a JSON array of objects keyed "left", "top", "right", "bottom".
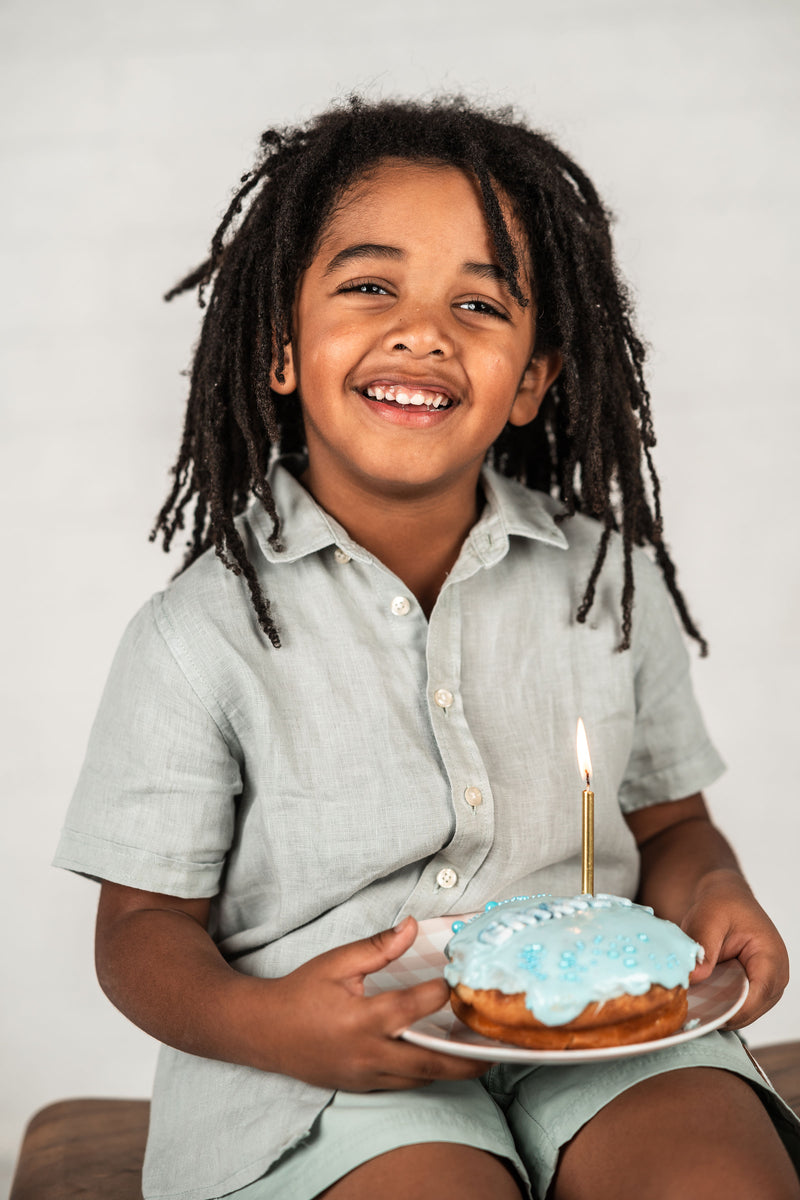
[{"left": 153, "top": 95, "right": 706, "bottom": 654}]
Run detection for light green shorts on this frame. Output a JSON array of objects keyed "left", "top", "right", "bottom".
[{"left": 227, "top": 1032, "right": 800, "bottom": 1200}]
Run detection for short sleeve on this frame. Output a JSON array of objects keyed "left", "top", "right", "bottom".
[
  {"left": 53, "top": 597, "right": 243, "bottom": 896},
  {"left": 618, "top": 553, "right": 725, "bottom": 812}
]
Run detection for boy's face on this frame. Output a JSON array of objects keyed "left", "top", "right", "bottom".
[{"left": 272, "top": 158, "right": 560, "bottom": 511}]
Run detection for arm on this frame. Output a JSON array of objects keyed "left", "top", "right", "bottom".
[
  {"left": 625, "top": 793, "right": 789, "bottom": 1028},
  {"left": 95, "top": 882, "right": 488, "bottom": 1089}
]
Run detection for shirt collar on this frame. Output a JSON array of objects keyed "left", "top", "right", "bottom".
[
  {"left": 467, "top": 467, "right": 569, "bottom": 568},
  {"left": 248, "top": 458, "right": 569, "bottom": 566},
  {"left": 249, "top": 459, "right": 375, "bottom": 564}
]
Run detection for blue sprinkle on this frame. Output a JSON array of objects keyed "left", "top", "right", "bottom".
[
  {"left": 623, "top": 945, "right": 635, "bottom": 954},
  {"left": 593, "top": 935, "right": 604, "bottom": 945},
  {"left": 518, "top": 945, "right": 543, "bottom": 970},
  {"left": 624, "top": 958, "right": 637, "bottom": 967},
  {"left": 451, "top": 921, "right": 465, "bottom": 933},
  {"left": 485, "top": 901, "right": 499, "bottom": 910},
  {"left": 608, "top": 950, "right": 619, "bottom": 959},
  {"left": 575, "top": 940, "right": 585, "bottom": 951},
  {"left": 637, "top": 932, "right": 649, "bottom": 942}
]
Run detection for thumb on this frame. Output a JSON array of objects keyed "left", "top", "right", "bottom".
[
  {"left": 682, "top": 918, "right": 718, "bottom": 984},
  {"left": 326, "top": 915, "right": 419, "bottom": 982}
]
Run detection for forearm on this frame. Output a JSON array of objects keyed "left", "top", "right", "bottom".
[
  {"left": 635, "top": 812, "right": 748, "bottom": 923},
  {"left": 95, "top": 895, "right": 277, "bottom": 1071}
]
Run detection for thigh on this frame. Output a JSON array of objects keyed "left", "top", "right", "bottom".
[
  {"left": 490, "top": 1030, "right": 800, "bottom": 1198},
  {"left": 552, "top": 1067, "right": 800, "bottom": 1200},
  {"left": 231, "top": 1079, "right": 531, "bottom": 1200},
  {"left": 317, "top": 1143, "right": 523, "bottom": 1200}
]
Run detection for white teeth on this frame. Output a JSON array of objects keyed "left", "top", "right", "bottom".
[{"left": 364, "top": 385, "right": 450, "bottom": 409}]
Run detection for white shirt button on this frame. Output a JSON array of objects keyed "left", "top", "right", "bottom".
[
  {"left": 436, "top": 866, "right": 458, "bottom": 889},
  {"left": 434, "top": 688, "right": 454, "bottom": 709},
  {"left": 391, "top": 596, "right": 411, "bottom": 616},
  {"left": 464, "top": 786, "right": 483, "bottom": 807},
  {"left": 333, "top": 548, "right": 351, "bottom": 564}
]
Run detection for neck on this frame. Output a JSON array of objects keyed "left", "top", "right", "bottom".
[{"left": 301, "top": 468, "right": 483, "bottom": 617}]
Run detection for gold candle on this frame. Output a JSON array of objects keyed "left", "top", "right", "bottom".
[{"left": 576, "top": 718, "right": 595, "bottom": 895}]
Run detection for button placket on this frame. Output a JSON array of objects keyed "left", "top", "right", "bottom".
[{"left": 400, "top": 582, "right": 495, "bottom": 914}]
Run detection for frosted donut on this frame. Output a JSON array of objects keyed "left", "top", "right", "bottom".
[{"left": 444, "top": 894, "right": 704, "bottom": 1050}]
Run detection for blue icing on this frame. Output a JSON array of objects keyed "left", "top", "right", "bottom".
[{"left": 443, "top": 893, "right": 704, "bottom": 1026}]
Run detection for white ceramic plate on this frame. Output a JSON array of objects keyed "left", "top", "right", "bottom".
[{"left": 364, "top": 915, "right": 749, "bottom": 1065}]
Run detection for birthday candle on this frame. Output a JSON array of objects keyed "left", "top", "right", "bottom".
[{"left": 576, "top": 718, "right": 595, "bottom": 896}]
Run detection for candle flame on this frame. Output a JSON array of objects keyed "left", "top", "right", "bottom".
[{"left": 576, "top": 718, "right": 592, "bottom": 787}]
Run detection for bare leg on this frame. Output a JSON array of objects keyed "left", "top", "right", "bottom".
[
  {"left": 316, "top": 1143, "right": 524, "bottom": 1200},
  {"left": 552, "top": 1067, "right": 800, "bottom": 1200}
]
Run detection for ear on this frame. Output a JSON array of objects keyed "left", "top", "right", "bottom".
[
  {"left": 508, "top": 350, "right": 562, "bottom": 427},
  {"left": 270, "top": 343, "right": 297, "bottom": 394}
]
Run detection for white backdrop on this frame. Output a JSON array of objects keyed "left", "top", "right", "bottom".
[{"left": 2, "top": 0, "right": 799, "bottom": 1178}]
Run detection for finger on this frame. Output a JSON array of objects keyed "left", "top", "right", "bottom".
[
  {"left": 320, "top": 916, "right": 419, "bottom": 982},
  {"left": 366, "top": 976, "right": 452, "bottom": 1034},
  {"left": 373, "top": 1041, "right": 494, "bottom": 1086},
  {"left": 681, "top": 916, "right": 723, "bottom": 982},
  {"left": 689, "top": 956, "right": 715, "bottom": 984}
]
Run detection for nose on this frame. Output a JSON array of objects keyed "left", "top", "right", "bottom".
[{"left": 382, "top": 302, "right": 454, "bottom": 358}]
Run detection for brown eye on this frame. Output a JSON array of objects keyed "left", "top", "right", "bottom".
[
  {"left": 338, "top": 282, "right": 389, "bottom": 296},
  {"left": 458, "top": 298, "right": 508, "bottom": 319}
]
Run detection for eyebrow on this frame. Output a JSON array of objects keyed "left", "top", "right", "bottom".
[
  {"left": 323, "top": 242, "right": 508, "bottom": 286},
  {"left": 323, "top": 244, "right": 404, "bottom": 275}
]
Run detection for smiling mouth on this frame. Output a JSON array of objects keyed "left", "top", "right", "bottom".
[{"left": 361, "top": 384, "right": 454, "bottom": 411}]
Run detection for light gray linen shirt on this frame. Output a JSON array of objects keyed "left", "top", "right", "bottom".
[{"left": 54, "top": 461, "right": 724, "bottom": 1200}]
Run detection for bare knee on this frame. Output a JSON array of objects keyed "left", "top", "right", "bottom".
[
  {"left": 316, "top": 1142, "right": 524, "bottom": 1200},
  {"left": 552, "top": 1067, "right": 800, "bottom": 1200}
]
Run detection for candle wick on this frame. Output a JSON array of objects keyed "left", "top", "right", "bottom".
[{"left": 584, "top": 770, "right": 591, "bottom": 788}]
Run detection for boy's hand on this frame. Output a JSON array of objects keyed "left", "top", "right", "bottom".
[
  {"left": 680, "top": 869, "right": 789, "bottom": 1029},
  {"left": 255, "top": 916, "right": 489, "bottom": 1090}
]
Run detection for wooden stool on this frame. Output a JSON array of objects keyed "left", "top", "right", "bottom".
[
  {"left": 10, "top": 1098, "right": 149, "bottom": 1200},
  {"left": 10, "top": 1042, "right": 800, "bottom": 1198}
]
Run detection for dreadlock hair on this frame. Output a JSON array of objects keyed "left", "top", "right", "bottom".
[{"left": 153, "top": 94, "right": 707, "bottom": 655}]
